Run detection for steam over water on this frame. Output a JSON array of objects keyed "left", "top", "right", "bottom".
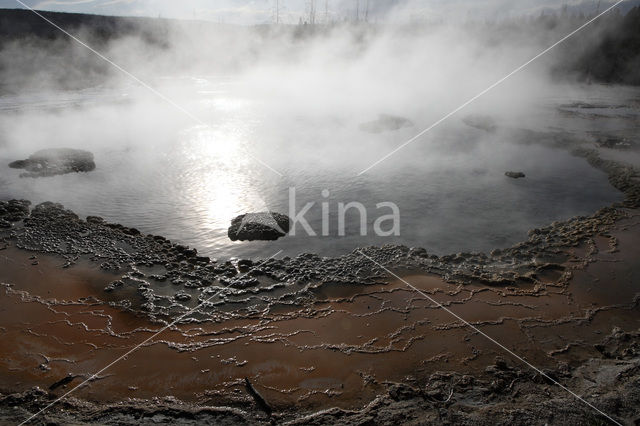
[{"left": 0, "top": 79, "right": 627, "bottom": 259}]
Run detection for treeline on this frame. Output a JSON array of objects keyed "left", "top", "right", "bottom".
[
  {"left": 0, "top": 9, "right": 170, "bottom": 93},
  {"left": 0, "top": 6, "right": 639, "bottom": 89},
  {"left": 557, "top": 6, "right": 640, "bottom": 85},
  {"left": 468, "top": 5, "right": 640, "bottom": 85},
  {"left": 0, "top": 9, "right": 241, "bottom": 94},
  {"left": 0, "top": 8, "right": 170, "bottom": 46},
  {"left": 445, "top": 5, "right": 640, "bottom": 86}
]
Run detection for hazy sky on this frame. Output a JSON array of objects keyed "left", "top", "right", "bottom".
[{"left": 0, "top": 0, "right": 629, "bottom": 25}]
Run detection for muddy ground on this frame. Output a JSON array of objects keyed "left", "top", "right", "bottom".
[{"left": 1, "top": 123, "right": 640, "bottom": 424}]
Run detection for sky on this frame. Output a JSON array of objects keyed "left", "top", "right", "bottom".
[{"left": 0, "top": 0, "right": 633, "bottom": 25}]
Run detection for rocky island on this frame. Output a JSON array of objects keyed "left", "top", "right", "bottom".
[
  {"left": 228, "top": 212, "right": 291, "bottom": 242},
  {"left": 8, "top": 148, "right": 96, "bottom": 178}
]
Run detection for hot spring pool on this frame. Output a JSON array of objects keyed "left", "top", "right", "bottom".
[{"left": 0, "top": 81, "right": 628, "bottom": 259}]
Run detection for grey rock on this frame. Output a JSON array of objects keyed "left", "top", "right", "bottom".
[
  {"left": 359, "top": 114, "right": 413, "bottom": 133},
  {"left": 505, "top": 171, "right": 526, "bottom": 179},
  {"left": 462, "top": 114, "right": 497, "bottom": 132},
  {"left": 228, "top": 212, "right": 291, "bottom": 242},
  {"left": 596, "top": 136, "right": 633, "bottom": 150},
  {"left": 9, "top": 148, "right": 95, "bottom": 178}
]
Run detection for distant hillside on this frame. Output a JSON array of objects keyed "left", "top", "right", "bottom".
[
  {"left": 0, "top": 7, "right": 639, "bottom": 90},
  {"left": 0, "top": 9, "right": 250, "bottom": 94},
  {"left": 0, "top": 8, "right": 172, "bottom": 45}
]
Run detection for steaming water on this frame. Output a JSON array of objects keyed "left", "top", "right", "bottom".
[{"left": 0, "top": 79, "right": 631, "bottom": 259}]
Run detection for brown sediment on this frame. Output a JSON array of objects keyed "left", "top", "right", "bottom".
[{"left": 0, "top": 249, "right": 469, "bottom": 410}]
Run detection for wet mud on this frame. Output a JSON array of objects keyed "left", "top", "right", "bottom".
[{"left": 1, "top": 124, "right": 640, "bottom": 424}]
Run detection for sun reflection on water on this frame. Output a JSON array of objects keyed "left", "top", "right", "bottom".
[{"left": 176, "top": 122, "right": 272, "bottom": 238}]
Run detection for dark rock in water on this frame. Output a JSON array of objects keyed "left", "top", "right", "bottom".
[
  {"left": 244, "top": 378, "right": 272, "bottom": 416},
  {"left": 596, "top": 136, "right": 633, "bottom": 150},
  {"left": 359, "top": 114, "right": 413, "bottom": 133},
  {"left": 505, "top": 171, "right": 526, "bottom": 179},
  {"left": 8, "top": 160, "right": 29, "bottom": 169},
  {"left": 9, "top": 148, "right": 96, "bottom": 178},
  {"left": 462, "top": 115, "right": 497, "bottom": 132},
  {"left": 49, "top": 374, "right": 77, "bottom": 391},
  {"left": 228, "top": 212, "right": 290, "bottom": 242}
]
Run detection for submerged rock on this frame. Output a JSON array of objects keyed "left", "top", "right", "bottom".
[
  {"left": 228, "top": 212, "right": 291, "bottom": 242},
  {"left": 9, "top": 148, "right": 96, "bottom": 178},
  {"left": 359, "top": 114, "right": 413, "bottom": 133},
  {"left": 462, "top": 114, "right": 497, "bottom": 132},
  {"left": 505, "top": 171, "right": 526, "bottom": 179}
]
